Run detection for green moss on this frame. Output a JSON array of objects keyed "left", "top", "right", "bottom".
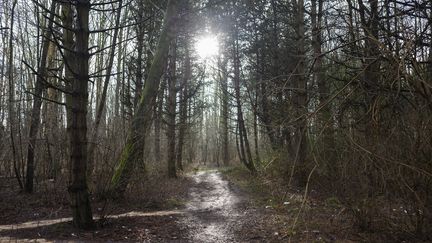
[{"left": 111, "top": 142, "right": 132, "bottom": 186}]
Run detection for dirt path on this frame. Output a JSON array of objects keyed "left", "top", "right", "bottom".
[
  {"left": 1, "top": 170, "right": 401, "bottom": 242},
  {"left": 181, "top": 170, "right": 246, "bottom": 242},
  {"left": 0, "top": 170, "right": 272, "bottom": 242}
]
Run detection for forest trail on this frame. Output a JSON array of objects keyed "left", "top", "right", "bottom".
[
  {"left": 0, "top": 170, "right": 280, "bottom": 242},
  {"left": 181, "top": 170, "right": 245, "bottom": 242}
]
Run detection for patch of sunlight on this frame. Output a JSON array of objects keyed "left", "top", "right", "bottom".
[
  {"left": 0, "top": 210, "right": 184, "bottom": 232},
  {"left": 0, "top": 237, "right": 53, "bottom": 243}
]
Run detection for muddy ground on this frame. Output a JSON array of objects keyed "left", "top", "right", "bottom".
[
  {"left": 0, "top": 170, "right": 279, "bottom": 242},
  {"left": 180, "top": 170, "right": 282, "bottom": 242},
  {"left": 0, "top": 168, "right": 421, "bottom": 242}
]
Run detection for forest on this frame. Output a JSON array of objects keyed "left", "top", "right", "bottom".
[{"left": 0, "top": 0, "right": 431, "bottom": 242}]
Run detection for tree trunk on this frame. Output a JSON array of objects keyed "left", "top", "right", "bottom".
[
  {"left": 63, "top": 0, "right": 94, "bottom": 229},
  {"left": 258, "top": 41, "right": 280, "bottom": 150},
  {"left": 45, "top": 40, "right": 60, "bottom": 179},
  {"left": 8, "top": 0, "right": 23, "bottom": 190},
  {"left": 154, "top": 80, "right": 164, "bottom": 163},
  {"left": 219, "top": 56, "right": 229, "bottom": 166},
  {"left": 134, "top": 1, "right": 145, "bottom": 109},
  {"left": 166, "top": 40, "right": 177, "bottom": 178},
  {"left": 111, "top": 0, "right": 180, "bottom": 195},
  {"left": 25, "top": 1, "right": 56, "bottom": 193},
  {"left": 233, "top": 27, "right": 256, "bottom": 173},
  {"left": 311, "top": 0, "right": 334, "bottom": 164},
  {"left": 358, "top": 0, "right": 381, "bottom": 137},
  {"left": 176, "top": 43, "right": 191, "bottom": 171},
  {"left": 253, "top": 95, "right": 260, "bottom": 163},
  {"left": 291, "top": 0, "right": 308, "bottom": 184}
]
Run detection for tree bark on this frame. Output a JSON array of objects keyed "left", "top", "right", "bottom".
[
  {"left": 219, "top": 56, "right": 229, "bottom": 166},
  {"left": 291, "top": 0, "right": 308, "bottom": 184},
  {"left": 45, "top": 37, "right": 61, "bottom": 179},
  {"left": 166, "top": 39, "right": 177, "bottom": 178},
  {"left": 8, "top": 0, "right": 23, "bottom": 190},
  {"left": 154, "top": 79, "right": 164, "bottom": 163},
  {"left": 63, "top": 0, "right": 94, "bottom": 229},
  {"left": 134, "top": 0, "right": 145, "bottom": 109},
  {"left": 233, "top": 26, "right": 256, "bottom": 173},
  {"left": 176, "top": 43, "right": 191, "bottom": 171},
  {"left": 253, "top": 94, "right": 260, "bottom": 162}
]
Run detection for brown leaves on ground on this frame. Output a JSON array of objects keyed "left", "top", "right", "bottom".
[{"left": 0, "top": 174, "right": 191, "bottom": 242}]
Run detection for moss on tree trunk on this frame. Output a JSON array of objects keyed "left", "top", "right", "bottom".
[{"left": 111, "top": 0, "right": 180, "bottom": 195}]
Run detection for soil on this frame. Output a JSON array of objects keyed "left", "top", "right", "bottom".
[
  {"left": 0, "top": 170, "right": 279, "bottom": 242},
  {"left": 180, "top": 170, "right": 281, "bottom": 242},
  {"left": 1, "top": 169, "right": 419, "bottom": 242},
  {"left": 0, "top": 175, "right": 190, "bottom": 242}
]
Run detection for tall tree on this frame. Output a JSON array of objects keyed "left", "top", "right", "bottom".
[
  {"left": 166, "top": 40, "right": 177, "bottom": 178},
  {"left": 176, "top": 42, "right": 191, "bottom": 171},
  {"left": 311, "top": 0, "right": 334, "bottom": 164},
  {"left": 63, "top": 0, "right": 94, "bottom": 229},
  {"left": 154, "top": 78, "right": 165, "bottom": 163},
  {"left": 232, "top": 20, "right": 256, "bottom": 173},
  {"left": 7, "top": 0, "right": 23, "bottom": 190},
  {"left": 358, "top": 0, "right": 381, "bottom": 137},
  {"left": 133, "top": 0, "right": 145, "bottom": 108},
  {"left": 290, "top": 0, "right": 308, "bottom": 184},
  {"left": 25, "top": 1, "right": 56, "bottom": 193},
  {"left": 218, "top": 56, "right": 229, "bottom": 166},
  {"left": 111, "top": 0, "right": 181, "bottom": 195}
]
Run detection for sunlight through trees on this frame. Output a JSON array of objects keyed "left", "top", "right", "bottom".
[{"left": 0, "top": 0, "right": 431, "bottom": 241}]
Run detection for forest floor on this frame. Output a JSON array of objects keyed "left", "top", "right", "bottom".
[
  {"left": 0, "top": 169, "right": 286, "bottom": 242},
  {"left": 0, "top": 167, "right": 414, "bottom": 242}
]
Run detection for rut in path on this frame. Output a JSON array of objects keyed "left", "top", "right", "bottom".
[{"left": 181, "top": 170, "right": 244, "bottom": 242}]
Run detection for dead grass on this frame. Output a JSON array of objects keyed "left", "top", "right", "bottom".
[
  {"left": 221, "top": 165, "right": 428, "bottom": 242},
  {"left": 0, "top": 172, "right": 193, "bottom": 242}
]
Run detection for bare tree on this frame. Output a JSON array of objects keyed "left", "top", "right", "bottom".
[
  {"left": 7, "top": 0, "right": 23, "bottom": 189},
  {"left": 24, "top": 1, "right": 56, "bottom": 193}
]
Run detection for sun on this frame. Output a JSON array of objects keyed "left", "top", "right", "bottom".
[{"left": 195, "top": 35, "right": 219, "bottom": 59}]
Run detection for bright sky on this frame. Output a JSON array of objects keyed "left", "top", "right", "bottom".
[{"left": 195, "top": 35, "right": 219, "bottom": 59}]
